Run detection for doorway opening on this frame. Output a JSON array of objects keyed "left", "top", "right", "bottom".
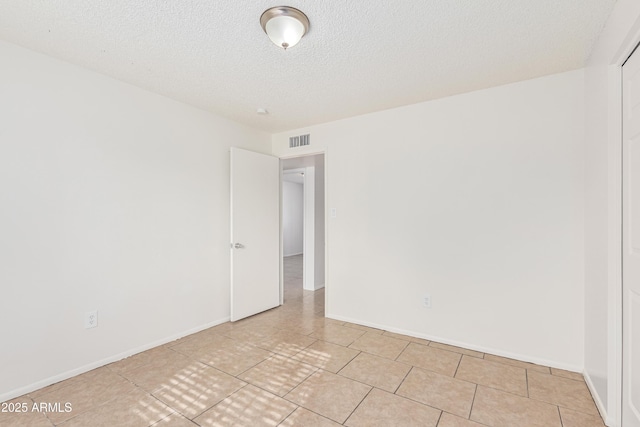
[{"left": 281, "top": 154, "right": 325, "bottom": 309}]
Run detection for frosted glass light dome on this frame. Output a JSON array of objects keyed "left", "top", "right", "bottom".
[{"left": 260, "top": 7, "right": 310, "bottom": 50}]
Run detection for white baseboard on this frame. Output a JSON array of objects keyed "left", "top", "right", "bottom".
[
  {"left": 326, "top": 312, "right": 584, "bottom": 373},
  {"left": 584, "top": 371, "right": 613, "bottom": 426},
  {"left": 284, "top": 252, "right": 303, "bottom": 257},
  {"left": 0, "top": 317, "right": 230, "bottom": 403}
]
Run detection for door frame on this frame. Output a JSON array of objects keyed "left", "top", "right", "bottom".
[
  {"left": 278, "top": 149, "right": 328, "bottom": 312},
  {"left": 605, "top": 19, "right": 640, "bottom": 427}
]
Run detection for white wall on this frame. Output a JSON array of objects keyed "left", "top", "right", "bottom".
[
  {"left": 283, "top": 181, "right": 304, "bottom": 256},
  {"left": 273, "top": 70, "right": 585, "bottom": 370},
  {"left": 584, "top": 1, "right": 640, "bottom": 423},
  {"left": 0, "top": 40, "right": 270, "bottom": 401}
]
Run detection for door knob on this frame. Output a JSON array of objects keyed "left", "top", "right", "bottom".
[{"left": 234, "top": 243, "right": 244, "bottom": 249}]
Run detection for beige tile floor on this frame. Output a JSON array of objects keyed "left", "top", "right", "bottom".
[{"left": 2, "top": 254, "right": 606, "bottom": 427}]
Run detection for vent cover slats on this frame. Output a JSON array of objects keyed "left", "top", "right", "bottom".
[{"left": 289, "top": 134, "right": 310, "bottom": 148}]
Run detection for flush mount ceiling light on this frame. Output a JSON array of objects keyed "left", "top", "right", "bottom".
[{"left": 260, "top": 6, "right": 310, "bottom": 50}]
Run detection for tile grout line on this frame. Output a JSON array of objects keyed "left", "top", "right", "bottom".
[
  {"left": 276, "top": 407, "right": 298, "bottom": 427},
  {"left": 278, "top": 368, "right": 354, "bottom": 424},
  {"left": 237, "top": 356, "right": 319, "bottom": 398},
  {"left": 278, "top": 399, "right": 338, "bottom": 426},
  {"left": 557, "top": 405, "right": 565, "bottom": 427},
  {"left": 453, "top": 354, "right": 464, "bottom": 378},
  {"left": 468, "top": 384, "right": 479, "bottom": 421},
  {"left": 468, "top": 374, "right": 605, "bottom": 422},
  {"left": 434, "top": 410, "right": 443, "bottom": 427},
  {"left": 193, "top": 383, "right": 255, "bottom": 422},
  {"left": 52, "top": 370, "right": 145, "bottom": 426},
  {"left": 144, "top": 401, "right": 181, "bottom": 427},
  {"left": 392, "top": 363, "right": 414, "bottom": 395},
  {"left": 466, "top": 383, "right": 531, "bottom": 399},
  {"left": 336, "top": 350, "right": 362, "bottom": 375},
  {"left": 393, "top": 382, "right": 450, "bottom": 416},
  {"left": 394, "top": 342, "right": 410, "bottom": 362},
  {"left": 522, "top": 379, "right": 603, "bottom": 419},
  {"left": 553, "top": 375, "right": 588, "bottom": 383},
  {"left": 333, "top": 366, "right": 388, "bottom": 391},
  {"left": 341, "top": 386, "right": 374, "bottom": 425}
]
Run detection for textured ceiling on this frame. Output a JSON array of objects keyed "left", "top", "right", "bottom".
[{"left": 0, "top": 0, "right": 617, "bottom": 132}]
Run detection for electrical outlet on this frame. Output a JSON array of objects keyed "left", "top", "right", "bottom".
[
  {"left": 85, "top": 310, "right": 98, "bottom": 329},
  {"left": 423, "top": 295, "right": 431, "bottom": 309}
]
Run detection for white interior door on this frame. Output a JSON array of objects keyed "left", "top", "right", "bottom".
[
  {"left": 230, "top": 147, "right": 280, "bottom": 322},
  {"left": 623, "top": 46, "right": 640, "bottom": 427}
]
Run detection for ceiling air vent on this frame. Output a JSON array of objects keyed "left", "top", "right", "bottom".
[{"left": 289, "top": 134, "right": 310, "bottom": 148}]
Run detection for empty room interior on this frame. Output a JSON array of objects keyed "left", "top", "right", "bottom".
[{"left": 1, "top": 1, "right": 640, "bottom": 426}]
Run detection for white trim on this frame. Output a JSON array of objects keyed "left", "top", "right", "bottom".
[
  {"left": 328, "top": 313, "right": 584, "bottom": 372},
  {"left": 585, "top": 371, "right": 614, "bottom": 426},
  {"left": 0, "top": 317, "right": 229, "bottom": 403},
  {"left": 606, "top": 61, "right": 623, "bottom": 427},
  {"left": 279, "top": 161, "right": 285, "bottom": 306},
  {"left": 303, "top": 166, "right": 315, "bottom": 291},
  {"left": 323, "top": 147, "right": 329, "bottom": 315},
  {"left": 606, "top": 17, "right": 640, "bottom": 426}
]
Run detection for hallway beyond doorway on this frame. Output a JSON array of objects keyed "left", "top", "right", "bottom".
[{"left": 284, "top": 254, "right": 303, "bottom": 302}]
